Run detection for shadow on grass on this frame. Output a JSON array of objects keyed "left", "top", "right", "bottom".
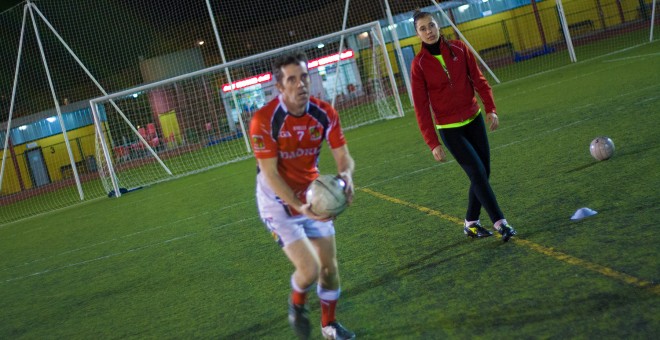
[
  {"left": 223, "top": 239, "right": 473, "bottom": 338},
  {"left": 565, "top": 161, "right": 602, "bottom": 174},
  {"left": 432, "top": 290, "right": 648, "bottom": 335},
  {"left": 566, "top": 142, "right": 657, "bottom": 174},
  {"left": 346, "top": 240, "right": 468, "bottom": 297}
]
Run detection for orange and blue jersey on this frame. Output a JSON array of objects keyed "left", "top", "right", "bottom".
[{"left": 250, "top": 95, "right": 346, "bottom": 204}]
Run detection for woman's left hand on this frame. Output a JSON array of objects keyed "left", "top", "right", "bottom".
[{"left": 487, "top": 112, "right": 499, "bottom": 131}]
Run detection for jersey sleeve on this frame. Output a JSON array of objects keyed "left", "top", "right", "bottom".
[
  {"left": 325, "top": 104, "right": 346, "bottom": 149},
  {"left": 249, "top": 110, "right": 279, "bottom": 159}
]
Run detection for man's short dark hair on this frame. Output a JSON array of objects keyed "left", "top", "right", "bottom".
[{"left": 272, "top": 52, "right": 308, "bottom": 84}]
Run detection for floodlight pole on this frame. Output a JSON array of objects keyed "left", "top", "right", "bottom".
[
  {"left": 204, "top": 0, "right": 252, "bottom": 153},
  {"left": 330, "top": 0, "right": 351, "bottom": 109},
  {"left": 429, "top": 0, "right": 501, "bottom": 83},
  {"left": 651, "top": 0, "right": 657, "bottom": 41},
  {"left": 0, "top": 4, "right": 28, "bottom": 194},
  {"left": 556, "top": 0, "right": 577, "bottom": 62},
  {"left": 384, "top": 0, "right": 413, "bottom": 105},
  {"left": 27, "top": 1, "right": 85, "bottom": 200}
]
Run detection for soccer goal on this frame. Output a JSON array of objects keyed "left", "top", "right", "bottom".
[{"left": 90, "top": 21, "right": 403, "bottom": 197}]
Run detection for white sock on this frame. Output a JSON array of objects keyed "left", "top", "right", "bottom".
[
  {"left": 494, "top": 219, "right": 507, "bottom": 230},
  {"left": 464, "top": 219, "right": 479, "bottom": 227},
  {"left": 291, "top": 274, "right": 313, "bottom": 293},
  {"left": 317, "top": 285, "right": 341, "bottom": 301}
]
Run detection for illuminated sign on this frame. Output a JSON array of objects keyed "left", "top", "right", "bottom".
[
  {"left": 308, "top": 49, "right": 354, "bottom": 69},
  {"left": 222, "top": 72, "right": 272, "bottom": 93},
  {"left": 221, "top": 50, "right": 355, "bottom": 93}
]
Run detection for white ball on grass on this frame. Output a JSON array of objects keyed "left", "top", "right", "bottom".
[{"left": 590, "top": 137, "right": 615, "bottom": 161}]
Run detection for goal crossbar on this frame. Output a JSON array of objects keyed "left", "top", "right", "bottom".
[
  {"left": 90, "top": 20, "right": 403, "bottom": 197},
  {"left": 89, "top": 21, "right": 396, "bottom": 105}
]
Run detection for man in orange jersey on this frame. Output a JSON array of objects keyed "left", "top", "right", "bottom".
[{"left": 249, "top": 52, "right": 355, "bottom": 340}]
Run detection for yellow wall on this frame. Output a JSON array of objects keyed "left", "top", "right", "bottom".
[
  {"left": 0, "top": 125, "right": 97, "bottom": 195},
  {"left": 598, "top": 0, "right": 644, "bottom": 25},
  {"left": 561, "top": 0, "right": 639, "bottom": 30},
  {"left": 500, "top": 0, "right": 558, "bottom": 51},
  {"left": 378, "top": 4, "right": 550, "bottom": 74},
  {"left": 1, "top": 141, "right": 33, "bottom": 194},
  {"left": 0, "top": 147, "right": 24, "bottom": 194},
  {"left": 370, "top": 0, "right": 640, "bottom": 75},
  {"left": 42, "top": 125, "right": 97, "bottom": 182}
]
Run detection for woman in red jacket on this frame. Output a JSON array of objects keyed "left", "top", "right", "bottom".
[{"left": 410, "top": 10, "right": 517, "bottom": 242}]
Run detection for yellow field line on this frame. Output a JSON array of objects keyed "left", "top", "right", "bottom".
[{"left": 360, "top": 187, "right": 660, "bottom": 295}]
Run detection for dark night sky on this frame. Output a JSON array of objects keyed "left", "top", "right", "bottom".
[
  {"left": 0, "top": 0, "right": 23, "bottom": 13},
  {"left": 0, "top": 0, "right": 435, "bottom": 117}
]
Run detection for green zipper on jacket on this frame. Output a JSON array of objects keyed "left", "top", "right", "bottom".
[{"left": 433, "top": 54, "right": 452, "bottom": 87}]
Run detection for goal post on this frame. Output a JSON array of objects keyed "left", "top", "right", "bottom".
[
  {"left": 556, "top": 0, "right": 578, "bottom": 63},
  {"left": 652, "top": 0, "right": 658, "bottom": 41},
  {"left": 90, "top": 21, "right": 404, "bottom": 196}
]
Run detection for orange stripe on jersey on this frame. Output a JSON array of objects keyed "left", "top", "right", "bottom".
[{"left": 249, "top": 96, "right": 346, "bottom": 194}]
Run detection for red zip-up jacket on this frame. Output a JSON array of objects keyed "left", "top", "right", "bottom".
[{"left": 411, "top": 38, "right": 496, "bottom": 150}]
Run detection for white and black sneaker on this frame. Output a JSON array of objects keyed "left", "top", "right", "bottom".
[
  {"left": 495, "top": 222, "right": 517, "bottom": 242},
  {"left": 463, "top": 221, "right": 493, "bottom": 238},
  {"left": 321, "top": 321, "right": 355, "bottom": 340}
]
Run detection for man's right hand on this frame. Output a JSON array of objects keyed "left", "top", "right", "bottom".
[{"left": 300, "top": 203, "right": 333, "bottom": 222}]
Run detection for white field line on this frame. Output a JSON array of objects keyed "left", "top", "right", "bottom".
[
  {"left": 498, "top": 41, "right": 657, "bottom": 87},
  {"left": 0, "top": 80, "right": 654, "bottom": 282},
  {"left": 0, "top": 196, "right": 106, "bottom": 230},
  {"left": 0, "top": 167, "right": 253, "bottom": 232},
  {"left": 639, "top": 96, "right": 660, "bottom": 104},
  {"left": 497, "top": 58, "right": 639, "bottom": 101},
  {"left": 4, "top": 83, "right": 657, "bottom": 279},
  {"left": 66, "top": 176, "right": 252, "bottom": 225},
  {"left": 362, "top": 80, "right": 660, "bottom": 186},
  {"left": 2, "top": 217, "right": 258, "bottom": 283},
  {"left": 0, "top": 200, "right": 253, "bottom": 273},
  {"left": 3, "top": 233, "right": 197, "bottom": 283},
  {"left": 2, "top": 50, "right": 659, "bottom": 280},
  {"left": 1, "top": 42, "right": 656, "bottom": 230},
  {"left": 603, "top": 52, "right": 660, "bottom": 62},
  {"left": 0, "top": 215, "right": 202, "bottom": 273},
  {"left": 360, "top": 116, "right": 590, "bottom": 189}
]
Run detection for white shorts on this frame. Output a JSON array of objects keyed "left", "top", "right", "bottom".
[{"left": 256, "top": 178, "right": 335, "bottom": 247}]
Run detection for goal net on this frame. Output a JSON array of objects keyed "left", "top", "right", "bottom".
[{"left": 90, "top": 21, "right": 403, "bottom": 196}]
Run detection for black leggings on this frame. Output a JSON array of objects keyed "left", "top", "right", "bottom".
[{"left": 439, "top": 115, "right": 504, "bottom": 223}]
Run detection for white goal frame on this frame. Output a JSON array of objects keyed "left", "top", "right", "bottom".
[
  {"left": 652, "top": 0, "right": 657, "bottom": 41},
  {"left": 89, "top": 21, "right": 404, "bottom": 197}
]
